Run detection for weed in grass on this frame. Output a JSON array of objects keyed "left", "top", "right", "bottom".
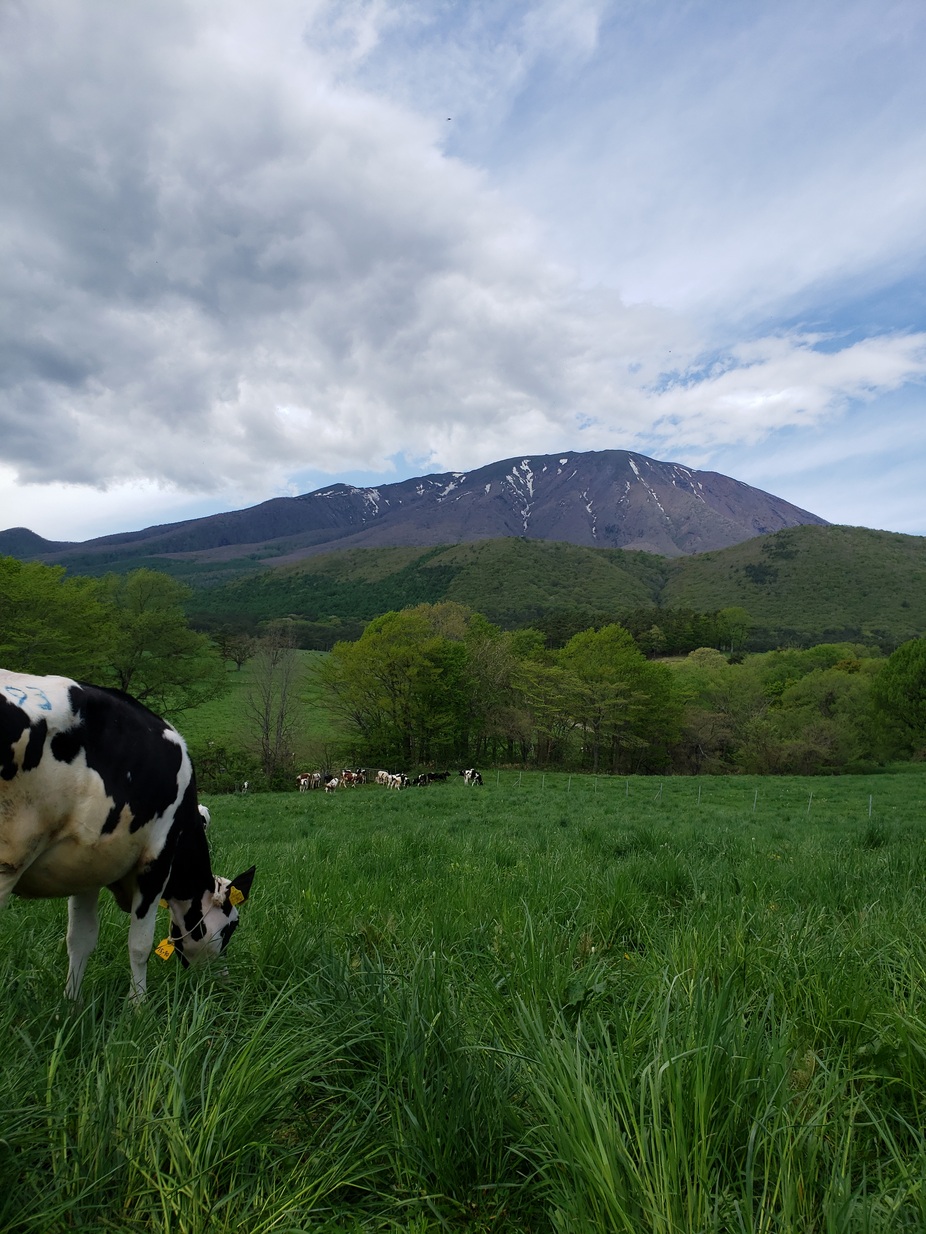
[{"left": 860, "top": 819, "right": 891, "bottom": 849}]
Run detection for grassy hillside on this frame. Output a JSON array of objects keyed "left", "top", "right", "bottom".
[
  {"left": 187, "top": 539, "right": 667, "bottom": 629},
  {"left": 664, "top": 524, "right": 926, "bottom": 643}
]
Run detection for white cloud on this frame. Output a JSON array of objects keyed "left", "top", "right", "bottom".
[{"left": 1, "top": 0, "right": 925, "bottom": 541}]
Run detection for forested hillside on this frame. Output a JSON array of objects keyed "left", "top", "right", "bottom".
[
  {"left": 4, "top": 555, "right": 925, "bottom": 782},
  {"left": 185, "top": 525, "right": 926, "bottom": 650},
  {"left": 664, "top": 525, "right": 926, "bottom": 643},
  {"left": 187, "top": 540, "right": 666, "bottom": 631}
]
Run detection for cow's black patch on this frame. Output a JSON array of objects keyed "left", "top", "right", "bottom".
[
  {"left": 0, "top": 695, "right": 33, "bottom": 780},
  {"left": 49, "top": 726, "right": 84, "bottom": 765},
  {"left": 182, "top": 902, "right": 207, "bottom": 942},
  {"left": 133, "top": 819, "right": 181, "bottom": 919},
  {"left": 64, "top": 684, "right": 186, "bottom": 838},
  {"left": 22, "top": 719, "right": 47, "bottom": 772},
  {"left": 162, "top": 780, "right": 215, "bottom": 903}
]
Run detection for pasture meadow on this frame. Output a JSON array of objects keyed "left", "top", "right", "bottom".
[{"left": 3, "top": 771, "right": 926, "bottom": 1231}]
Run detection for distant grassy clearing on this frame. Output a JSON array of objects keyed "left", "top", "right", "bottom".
[
  {"left": 178, "top": 650, "right": 337, "bottom": 761},
  {"left": 3, "top": 770, "right": 926, "bottom": 1231}
]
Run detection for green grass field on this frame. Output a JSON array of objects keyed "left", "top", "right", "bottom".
[{"left": 4, "top": 771, "right": 926, "bottom": 1231}]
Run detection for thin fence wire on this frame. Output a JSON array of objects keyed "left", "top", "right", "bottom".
[{"left": 486, "top": 769, "right": 924, "bottom": 822}]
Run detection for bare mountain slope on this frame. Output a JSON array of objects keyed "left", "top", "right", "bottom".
[{"left": 0, "top": 450, "right": 827, "bottom": 568}]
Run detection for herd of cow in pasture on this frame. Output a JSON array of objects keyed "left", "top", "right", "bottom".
[
  {"left": 297, "top": 767, "right": 484, "bottom": 792},
  {"left": 0, "top": 667, "right": 487, "bottom": 1002}
]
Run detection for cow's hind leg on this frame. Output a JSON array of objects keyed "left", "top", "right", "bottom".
[{"left": 65, "top": 890, "right": 101, "bottom": 999}]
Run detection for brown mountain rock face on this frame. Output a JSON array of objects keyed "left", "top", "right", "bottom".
[{"left": 0, "top": 450, "right": 827, "bottom": 567}]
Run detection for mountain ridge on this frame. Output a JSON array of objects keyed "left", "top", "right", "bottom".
[{"left": 0, "top": 449, "right": 827, "bottom": 568}]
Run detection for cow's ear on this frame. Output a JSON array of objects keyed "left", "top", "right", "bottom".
[{"left": 228, "top": 864, "right": 256, "bottom": 906}]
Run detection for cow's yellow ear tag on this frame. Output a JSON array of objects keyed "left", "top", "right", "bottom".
[
  {"left": 159, "top": 898, "right": 168, "bottom": 909},
  {"left": 155, "top": 938, "right": 175, "bottom": 960},
  {"left": 229, "top": 886, "right": 245, "bottom": 907}
]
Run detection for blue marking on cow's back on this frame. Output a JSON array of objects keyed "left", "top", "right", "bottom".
[{"left": 3, "top": 685, "right": 53, "bottom": 711}]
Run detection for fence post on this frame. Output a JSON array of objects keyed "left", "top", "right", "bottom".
[
  {"left": 542, "top": 774, "right": 546, "bottom": 791},
  {"left": 753, "top": 789, "right": 758, "bottom": 812},
  {"left": 868, "top": 794, "right": 873, "bottom": 818},
  {"left": 807, "top": 791, "right": 813, "bottom": 816}
]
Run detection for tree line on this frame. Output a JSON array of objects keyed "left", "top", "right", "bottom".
[
  {"left": 0, "top": 558, "right": 226, "bottom": 717},
  {"left": 3, "top": 557, "right": 924, "bottom": 781},
  {"left": 322, "top": 602, "right": 926, "bottom": 775}
]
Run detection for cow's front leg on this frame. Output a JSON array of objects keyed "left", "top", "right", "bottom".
[
  {"left": 126, "top": 899, "right": 160, "bottom": 1003},
  {"left": 65, "top": 890, "right": 101, "bottom": 999},
  {"left": 0, "top": 868, "right": 20, "bottom": 913}
]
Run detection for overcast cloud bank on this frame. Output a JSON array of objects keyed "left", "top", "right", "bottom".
[{"left": 2, "top": 0, "right": 925, "bottom": 540}]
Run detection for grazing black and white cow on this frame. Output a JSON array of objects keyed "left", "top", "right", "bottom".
[
  {"left": 460, "top": 768, "right": 484, "bottom": 786},
  {"left": 415, "top": 771, "right": 450, "bottom": 786},
  {"left": 0, "top": 670, "right": 255, "bottom": 1001}
]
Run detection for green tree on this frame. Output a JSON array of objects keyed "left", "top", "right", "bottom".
[
  {"left": 767, "top": 665, "right": 877, "bottom": 773},
  {"left": 323, "top": 608, "right": 470, "bottom": 766},
  {"left": 0, "top": 556, "right": 116, "bottom": 677},
  {"left": 870, "top": 637, "right": 926, "bottom": 756},
  {"left": 716, "top": 606, "right": 753, "bottom": 654},
  {"left": 513, "top": 659, "right": 582, "bottom": 766},
  {"left": 557, "top": 624, "right": 678, "bottom": 773},
  {"left": 214, "top": 626, "right": 257, "bottom": 670},
  {"left": 671, "top": 650, "right": 754, "bottom": 773},
  {"left": 671, "top": 643, "right": 883, "bottom": 774},
  {"left": 101, "top": 569, "right": 226, "bottom": 716}
]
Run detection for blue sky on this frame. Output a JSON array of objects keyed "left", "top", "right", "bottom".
[{"left": 1, "top": 0, "right": 924, "bottom": 540}]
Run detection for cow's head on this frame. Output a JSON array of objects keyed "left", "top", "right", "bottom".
[{"left": 168, "top": 865, "right": 256, "bottom": 968}]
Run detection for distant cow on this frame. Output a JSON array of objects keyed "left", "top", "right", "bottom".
[
  {"left": 461, "top": 768, "right": 484, "bottom": 786},
  {"left": 0, "top": 670, "right": 255, "bottom": 1001}
]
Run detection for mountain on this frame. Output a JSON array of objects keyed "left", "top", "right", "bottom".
[{"left": 0, "top": 450, "right": 827, "bottom": 571}]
